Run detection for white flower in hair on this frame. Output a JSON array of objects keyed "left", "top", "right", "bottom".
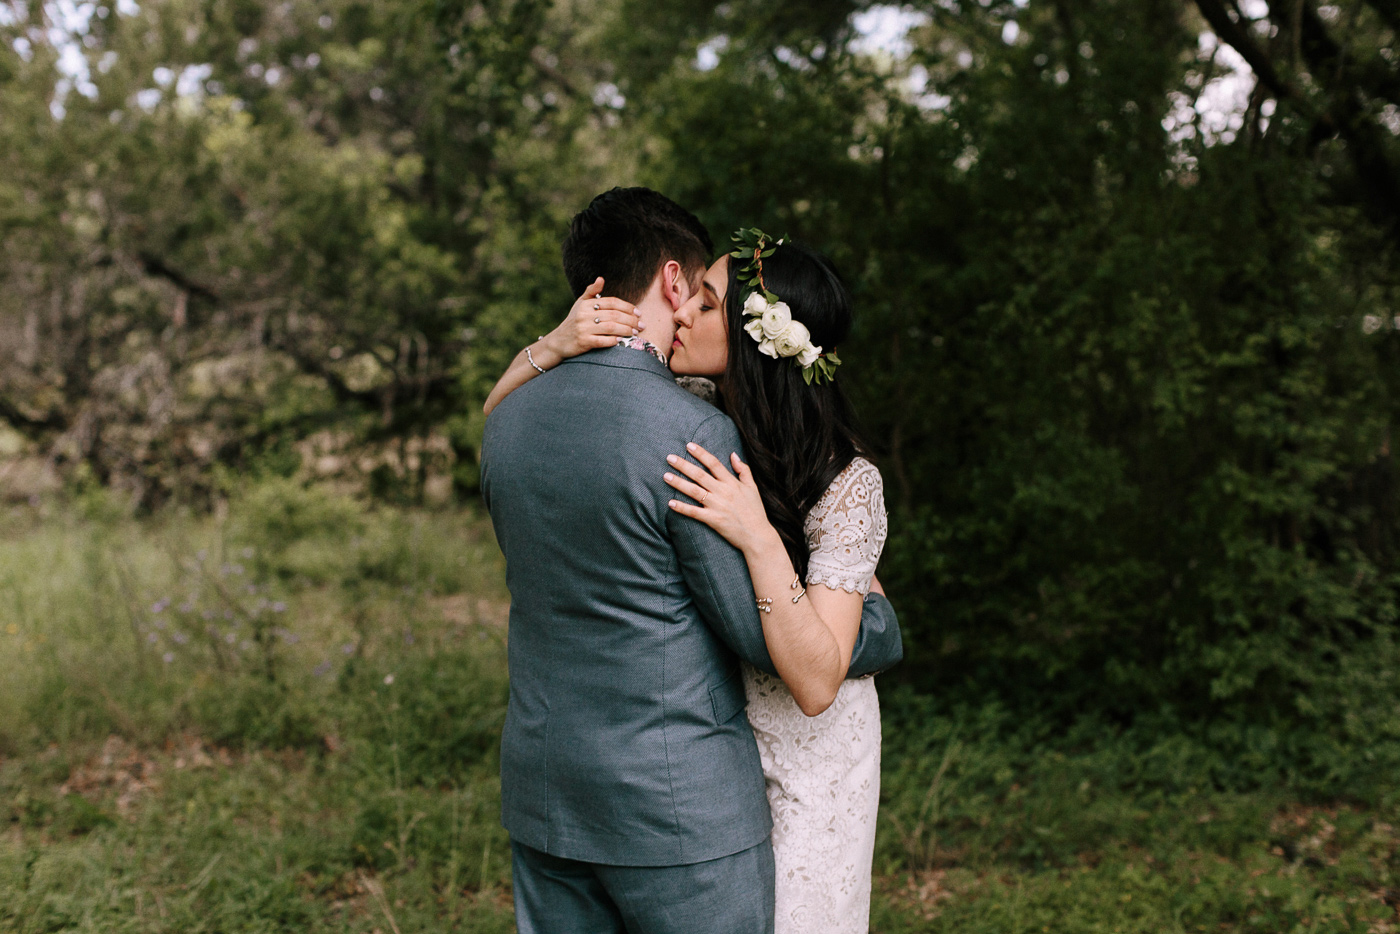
[
  {"left": 743, "top": 292, "right": 769, "bottom": 317},
  {"left": 772, "top": 320, "right": 811, "bottom": 359},
  {"left": 731, "top": 225, "right": 841, "bottom": 384},
  {"left": 759, "top": 301, "right": 793, "bottom": 339}
]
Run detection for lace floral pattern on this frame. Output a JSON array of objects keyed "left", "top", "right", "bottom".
[
  {"left": 804, "top": 458, "right": 888, "bottom": 595},
  {"left": 744, "top": 456, "right": 888, "bottom": 934}
]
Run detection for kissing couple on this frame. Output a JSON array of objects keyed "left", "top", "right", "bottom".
[{"left": 480, "top": 187, "right": 903, "bottom": 933}]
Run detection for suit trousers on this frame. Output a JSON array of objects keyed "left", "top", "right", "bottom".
[{"left": 511, "top": 838, "right": 775, "bottom": 934}]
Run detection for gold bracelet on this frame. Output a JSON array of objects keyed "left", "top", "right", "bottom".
[
  {"left": 756, "top": 576, "right": 805, "bottom": 614},
  {"left": 789, "top": 574, "right": 806, "bottom": 604}
]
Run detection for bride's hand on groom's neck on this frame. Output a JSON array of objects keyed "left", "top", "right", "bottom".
[{"left": 540, "top": 277, "right": 642, "bottom": 363}]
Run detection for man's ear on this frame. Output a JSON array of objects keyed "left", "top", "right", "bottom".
[{"left": 661, "top": 260, "right": 686, "bottom": 311}]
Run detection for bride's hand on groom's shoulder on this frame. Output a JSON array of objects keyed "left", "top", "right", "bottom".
[
  {"left": 664, "top": 443, "right": 779, "bottom": 556},
  {"left": 537, "top": 277, "right": 642, "bottom": 365}
]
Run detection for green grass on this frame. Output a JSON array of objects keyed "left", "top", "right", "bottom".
[{"left": 2, "top": 487, "right": 1398, "bottom": 932}]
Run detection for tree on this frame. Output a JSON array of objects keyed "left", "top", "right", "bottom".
[{"left": 0, "top": 0, "right": 621, "bottom": 504}]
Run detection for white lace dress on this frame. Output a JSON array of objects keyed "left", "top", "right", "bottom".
[{"left": 742, "top": 457, "right": 889, "bottom": 934}]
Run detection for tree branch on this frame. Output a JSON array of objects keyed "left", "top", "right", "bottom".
[
  {"left": 1298, "top": 3, "right": 1400, "bottom": 105},
  {"left": 1295, "top": 2, "right": 1400, "bottom": 227},
  {"left": 1196, "top": 0, "right": 1400, "bottom": 235},
  {"left": 1193, "top": 0, "right": 1309, "bottom": 108},
  {"left": 270, "top": 340, "right": 382, "bottom": 409},
  {"left": 0, "top": 395, "right": 66, "bottom": 439},
  {"left": 1361, "top": 0, "right": 1400, "bottom": 37},
  {"left": 137, "top": 252, "right": 220, "bottom": 303}
]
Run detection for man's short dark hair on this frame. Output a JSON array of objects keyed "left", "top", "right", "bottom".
[{"left": 562, "top": 188, "right": 713, "bottom": 304}]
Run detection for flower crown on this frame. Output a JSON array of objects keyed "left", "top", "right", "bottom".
[{"left": 730, "top": 228, "right": 841, "bottom": 385}]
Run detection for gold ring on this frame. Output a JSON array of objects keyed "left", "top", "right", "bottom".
[{"left": 698, "top": 491, "right": 707, "bottom": 504}]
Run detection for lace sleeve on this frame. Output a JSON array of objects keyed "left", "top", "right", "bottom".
[{"left": 804, "top": 458, "right": 888, "bottom": 595}]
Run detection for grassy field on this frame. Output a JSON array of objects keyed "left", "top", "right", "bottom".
[{"left": 2, "top": 484, "right": 1397, "bottom": 933}]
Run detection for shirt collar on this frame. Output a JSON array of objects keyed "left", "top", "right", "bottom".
[
  {"left": 558, "top": 343, "right": 673, "bottom": 378},
  {"left": 615, "top": 336, "right": 669, "bottom": 369}
]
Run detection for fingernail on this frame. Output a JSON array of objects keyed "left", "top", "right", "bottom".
[
  {"left": 638, "top": 321, "right": 645, "bottom": 329},
  {"left": 632, "top": 328, "right": 639, "bottom": 336},
  {"left": 667, "top": 455, "right": 678, "bottom": 464},
  {"left": 687, "top": 443, "right": 698, "bottom": 451},
  {"left": 664, "top": 473, "right": 675, "bottom": 481},
  {"left": 668, "top": 500, "right": 679, "bottom": 508}
]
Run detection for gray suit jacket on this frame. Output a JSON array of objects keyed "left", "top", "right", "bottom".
[{"left": 480, "top": 345, "right": 903, "bottom": 867}]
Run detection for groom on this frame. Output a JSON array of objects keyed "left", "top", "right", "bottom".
[{"left": 480, "top": 187, "right": 903, "bottom": 934}]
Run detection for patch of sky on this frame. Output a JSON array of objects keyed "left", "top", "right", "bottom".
[
  {"left": 850, "top": 5, "right": 929, "bottom": 59},
  {"left": 905, "top": 64, "right": 951, "bottom": 111},
  {"left": 48, "top": 0, "right": 96, "bottom": 33},
  {"left": 57, "top": 41, "right": 95, "bottom": 95},
  {"left": 774, "top": 45, "right": 814, "bottom": 72},
  {"left": 176, "top": 63, "right": 211, "bottom": 97},
  {"left": 32, "top": 0, "right": 141, "bottom": 120},
  {"left": 592, "top": 81, "right": 625, "bottom": 109},
  {"left": 1002, "top": 21, "right": 1020, "bottom": 45},
  {"left": 695, "top": 34, "right": 728, "bottom": 72},
  {"left": 1162, "top": 31, "right": 1257, "bottom": 147},
  {"left": 1380, "top": 104, "right": 1400, "bottom": 136}
]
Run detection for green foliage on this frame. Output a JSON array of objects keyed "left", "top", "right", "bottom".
[
  {"left": 1, "top": 502, "right": 1397, "bottom": 930},
  {"left": 0, "top": 497, "right": 517, "bottom": 930},
  {"left": 623, "top": 0, "right": 1400, "bottom": 793},
  {"left": 2, "top": 0, "right": 1400, "bottom": 805},
  {"left": 875, "top": 688, "right": 1400, "bottom": 930}
]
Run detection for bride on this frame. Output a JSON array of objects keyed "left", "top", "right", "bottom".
[{"left": 486, "top": 229, "right": 890, "bottom": 933}]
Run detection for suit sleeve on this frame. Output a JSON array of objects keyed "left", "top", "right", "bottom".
[
  {"left": 668, "top": 415, "right": 779, "bottom": 675},
  {"left": 847, "top": 593, "right": 904, "bottom": 677}
]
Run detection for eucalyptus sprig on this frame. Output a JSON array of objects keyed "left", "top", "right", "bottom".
[{"left": 729, "top": 227, "right": 785, "bottom": 303}]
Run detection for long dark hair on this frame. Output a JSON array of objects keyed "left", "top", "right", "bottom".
[{"left": 718, "top": 241, "right": 870, "bottom": 579}]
